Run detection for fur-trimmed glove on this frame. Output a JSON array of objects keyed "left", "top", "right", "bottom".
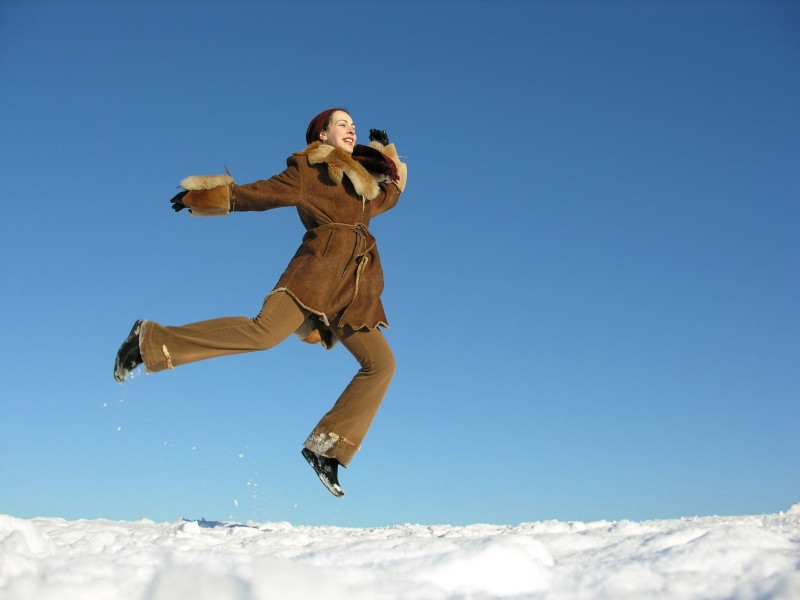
[{"left": 169, "top": 174, "right": 234, "bottom": 216}]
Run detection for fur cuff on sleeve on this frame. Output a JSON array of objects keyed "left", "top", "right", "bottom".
[
  {"left": 179, "top": 174, "right": 234, "bottom": 216},
  {"left": 369, "top": 142, "right": 407, "bottom": 192},
  {"left": 180, "top": 174, "right": 235, "bottom": 191}
]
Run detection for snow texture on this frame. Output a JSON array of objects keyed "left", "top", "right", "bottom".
[{"left": 1, "top": 506, "right": 799, "bottom": 599}]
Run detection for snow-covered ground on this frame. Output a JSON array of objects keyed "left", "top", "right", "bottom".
[{"left": 1, "top": 506, "right": 799, "bottom": 599}]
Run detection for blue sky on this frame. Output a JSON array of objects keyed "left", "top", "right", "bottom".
[{"left": 1, "top": 0, "right": 798, "bottom": 527}]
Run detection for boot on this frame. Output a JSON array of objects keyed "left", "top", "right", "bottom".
[
  {"left": 301, "top": 448, "right": 344, "bottom": 497},
  {"left": 114, "top": 320, "right": 143, "bottom": 383}
]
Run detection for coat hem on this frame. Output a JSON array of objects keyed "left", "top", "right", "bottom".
[
  {"left": 267, "top": 287, "right": 389, "bottom": 333},
  {"left": 267, "top": 287, "right": 331, "bottom": 326}
]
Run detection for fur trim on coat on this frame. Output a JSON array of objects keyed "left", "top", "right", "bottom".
[
  {"left": 178, "top": 174, "right": 235, "bottom": 217},
  {"left": 180, "top": 174, "right": 235, "bottom": 190},
  {"left": 369, "top": 141, "right": 408, "bottom": 193},
  {"left": 299, "top": 142, "right": 408, "bottom": 200}
]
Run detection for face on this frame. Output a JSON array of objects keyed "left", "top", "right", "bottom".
[{"left": 320, "top": 111, "right": 356, "bottom": 154}]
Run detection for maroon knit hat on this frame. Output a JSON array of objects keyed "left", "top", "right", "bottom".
[
  {"left": 305, "top": 108, "right": 398, "bottom": 182},
  {"left": 305, "top": 108, "right": 347, "bottom": 145}
]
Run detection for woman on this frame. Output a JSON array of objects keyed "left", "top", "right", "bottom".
[{"left": 113, "top": 108, "right": 407, "bottom": 497}]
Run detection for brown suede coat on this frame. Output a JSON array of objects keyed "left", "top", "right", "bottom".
[{"left": 228, "top": 141, "right": 404, "bottom": 347}]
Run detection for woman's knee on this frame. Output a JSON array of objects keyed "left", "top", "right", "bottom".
[
  {"left": 374, "top": 347, "right": 396, "bottom": 379},
  {"left": 361, "top": 338, "right": 396, "bottom": 381}
]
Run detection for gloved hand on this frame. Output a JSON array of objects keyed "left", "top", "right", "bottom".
[
  {"left": 369, "top": 129, "right": 390, "bottom": 145},
  {"left": 170, "top": 190, "right": 189, "bottom": 212}
]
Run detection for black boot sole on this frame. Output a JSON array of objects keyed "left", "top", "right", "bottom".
[
  {"left": 114, "top": 320, "right": 143, "bottom": 383},
  {"left": 302, "top": 448, "right": 345, "bottom": 497}
]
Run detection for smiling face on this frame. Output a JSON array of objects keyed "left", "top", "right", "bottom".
[{"left": 320, "top": 110, "right": 356, "bottom": 154}]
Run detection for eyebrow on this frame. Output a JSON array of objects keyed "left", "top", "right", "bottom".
[{"left": 334, "top": 119, "right": 355, "bottom": 126}]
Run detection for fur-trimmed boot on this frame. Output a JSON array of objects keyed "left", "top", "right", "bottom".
[
  {"left": 301, "top": 448, "right": 344, "bottom": 497},
  {"left": 114, "top": 320, "right": 143, "bottom": 383}
]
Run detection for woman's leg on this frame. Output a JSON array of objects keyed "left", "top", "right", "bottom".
[
  {"left": 304, "top": 325, "right": 396, "bottom": 467},
  {"left": 139, "top": 291, "right": 309, "bottom": 373}
]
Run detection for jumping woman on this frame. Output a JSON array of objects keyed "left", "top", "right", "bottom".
[{"left": 113, "top": 108, "right": 407, "bottom": 497}]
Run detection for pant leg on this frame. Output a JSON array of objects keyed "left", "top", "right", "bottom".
[
  {"left": 304, "top": 325, "right": 396, "bottom": 467},
  {"left": 139, "top": 291, "right": 308, "bottom": 373}
]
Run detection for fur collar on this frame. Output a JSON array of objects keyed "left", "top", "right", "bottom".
[{"left": 299, "top": 141, "right": 380, "bottom": 201}]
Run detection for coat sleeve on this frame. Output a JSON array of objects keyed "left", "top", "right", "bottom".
[
  {"left": 370, "top": 181, "right": 401, "bottom": 217},
  {"left": 367, "top": 141, "right": 405, "bottom": 217},
  {"left": 230, "top": 157, "right": 301, "bottom": 212}
]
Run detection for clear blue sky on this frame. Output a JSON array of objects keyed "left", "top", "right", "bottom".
[{"left": 1, "top": 0, "right": 797, "bottom": 527}]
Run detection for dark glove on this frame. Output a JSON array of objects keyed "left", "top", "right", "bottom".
[
  {"left": 170, "top": 190, "right": 189, "bottom": 212},
  {"left": 369, "top": 129, "right": 390, "bottom": 145}
]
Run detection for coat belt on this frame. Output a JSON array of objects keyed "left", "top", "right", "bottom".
[
  {"left": 313, "top": 222, "right": 376, "bottom": 275},
  {"left": 313, "top": 223, "right": 376, "bottom": 314}
]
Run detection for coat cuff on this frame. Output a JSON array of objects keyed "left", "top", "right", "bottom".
[
  {"left": 370, "top": 141, "right": 408, "bottom": 192},
  {"left": 180, "top": 174, "right": 234, "bottom": 216}
]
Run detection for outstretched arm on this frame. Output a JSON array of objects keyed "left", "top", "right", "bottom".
[
  {"left": 169, "top": 159, "right": 302, "bottom": 216},
  {"left": 230, "top": 159, "right": 302, "bottom": 212}
]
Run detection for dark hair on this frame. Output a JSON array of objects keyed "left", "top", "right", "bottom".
[
  {"left": 306, "top": 107, "right": 350, "bottom": 145},
  {"left": 322, "top": 108, "right": 351, "bottom": 132}
]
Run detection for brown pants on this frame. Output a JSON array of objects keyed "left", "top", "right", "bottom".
[{"left": 139, "top": 291, "right": 395, "bottom": 466}]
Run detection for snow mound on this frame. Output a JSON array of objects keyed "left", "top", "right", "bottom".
[{"left": 1, "top": 509, "right": 799, "bottom": 599}]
